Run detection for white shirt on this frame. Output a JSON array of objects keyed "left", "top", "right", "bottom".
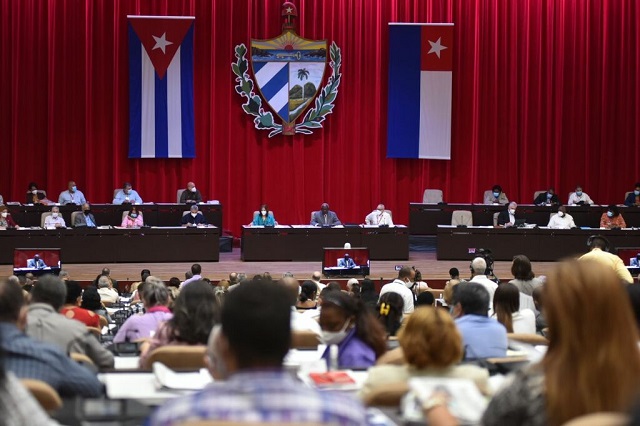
[
  {"left": 469, "top": 275, "right": 498, "bottom": 309},
  {"left": 547, "top": 213, "right": 576, "bottom": 229},
  {"left": 311, "top": 280, "right": 326, "bottom": 294},
  {"left": 98, "top": 287, "right": 119, "bottom": 304},
  {"left": 365, "top": 211, "right": 394, "bottom": 226},
  {"left": 44, "top": 215, "right": 66, "bottom": 228},
  {"left": 508, "top": 212, "right": 515, "bottom": 225},
  {"left": 512, "top": 309, "right": 536, "bottom": 334},
  {"left": 379, "top": 279, "right": 414, "bottom": 314},
  {"left": 290, "top": 307, "right": 321, "bottom": 335},
  {"left": 568, "top": 192, "right": 593, "bottom": 205}
]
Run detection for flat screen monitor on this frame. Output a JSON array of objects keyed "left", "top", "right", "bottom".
[
  {"left": 13, "top": 248, "right": 61, "bottom": 276},
  {"left": 617, "top": 247, "right": 640, "bottom": 276},
  {"left": 323, "top": 247, "right": 370, "bottom": 277}
]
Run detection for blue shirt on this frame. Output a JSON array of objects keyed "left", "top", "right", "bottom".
[
  {"left": 252, "top": 213, "right": 276, "bottom": 226},
  {"left": 113, "top": 189, "right": 143, "bottom": 204},
  {"left": 148, "top": 370, "right": 367, "bottom": 426},
  {"left": 58, "top": 189, "right": 87, "bottom": 205},
  {"left": 455, "top": 314, "right": 508, "bottom": 359},
  {"left": 321, "top": 327, "right": 376, "bottom": 369}
]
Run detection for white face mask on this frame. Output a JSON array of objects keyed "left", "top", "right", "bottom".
[
  {"left": 52, "top": 212, "right": 59, "bottom": 218},
  {"left": 320, "top": 320, "right": 351, "bottom": 346},
  {"left": 558, "top": 211, "right": 565, "bottom": 217},
  {"left": 261, "top": 210, "right": 267, "bottom": 216},
  {"left": 509, "top": 209, "right": 516, "bottom": 215},
  {"left": 191, "top": 212, "right": 198, "bottom": 218},
  {"left": 404, "top": 279, "right": 414, "bottom": 288},
  {"left": 1, "top": 212, "right": 7, "bottom": 218},
  {"left": 32, "top": 190, "right": 38, "bottom": 195},
  {"left": 190, "top": 187, "right": 197, "bottom": 193}
]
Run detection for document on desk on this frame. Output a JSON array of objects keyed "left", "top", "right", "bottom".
[{"left": 153, "top": 362, "right": 212, "bottom": 391}]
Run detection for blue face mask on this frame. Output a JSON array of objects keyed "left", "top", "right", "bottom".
[
  {"left": 130, "top": 213, "right": 137, "bottom": 218},
  {"left": 71, "top": 186, "right": 77, "bottom": 192},
  {"left": 576, "top": 191, "right": 583, "bottom": 197},
  {"left": 493, "top": 192, "right": 500, "bottom": 198},
  {"left": 547, "top": 193, "right": 553, "bottom": 199},
  {"left": 635, "top": 190, "right": 640, "bottom": 196},
  {"left": 607, "top": 211, "right": 614, "bottom": 218}
]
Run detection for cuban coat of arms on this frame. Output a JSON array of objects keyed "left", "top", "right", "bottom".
[{"left": 232, "top": 2, "right": 342, "bottom": 136}]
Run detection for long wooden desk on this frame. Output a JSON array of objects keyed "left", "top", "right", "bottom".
[
  {"left": 411, "top": 203, "right": 640, "bottom": 235},
  {"left": 0, "top": 227, "right": 220, "bottom": 264},
  {"left": 436, "top": 225, "right": 640, "bottom": 261},
  {"left": 5, "top": 203, "right": 223, "bottom": 228},
  {"left": 241, "top": 226, "right": 409, "bottom": 261}
]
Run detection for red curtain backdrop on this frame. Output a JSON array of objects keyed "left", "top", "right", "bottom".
[{"left": 1, "top": 0, "right": 639, "bottom": 235}]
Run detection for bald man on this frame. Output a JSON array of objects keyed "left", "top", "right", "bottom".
[
  {"left": 310, "top": 203, "right": 341, "bottom": 227},
  {"left": 364, "top": 204, "right": 394, "bottom": 226},
  {"left": 180, "top": 182, "right": 203, "bottom": 204}
]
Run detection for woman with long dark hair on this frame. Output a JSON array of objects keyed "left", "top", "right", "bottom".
[
  {"left": 492, "top": 282, "right": 535, "bottom": 334},
  {"left": 296, "top": 281, "right": 318, "bottom": 310},
  {"left": 376, "top": 292, "right": 404, "bottom": 336}
]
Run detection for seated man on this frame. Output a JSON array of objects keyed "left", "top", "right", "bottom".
[
  {"left": 58, "top": 180, "right": 87, "bottom": 205},
  {"left": 547, "top": 206, "right": 576, "bottom": 229},
  {"left": 469, "top": 257, "right": 498, "bottom": 308},
  {"left": 497, "top": 202, "right": 522, "bottom": 227},
  {"left": 379, "top": 266, "right": 415, "bottom": 314},
  {"left": 43, "top": 206, "right": 66, "bottom": 229},
  {"left": 337, "top": 253, "right": 356, "bottom": 268},
  {"left": 113, "top": 182, "right": 143, "bottom": 204},
  {"left": 0, "top": 278, "right": 103, "bottom": 397},
  {"left": 97, "top": 275, "right": 119, "bottom": 304},
  {"left": 149, "top": 280, "right": 366, "bottom": 425},
  {"left": 534, "top": 188, "right": 560, "bottom": 205},
  {"left": 452, "top": 282, "right": 508, "bottom": 359},
  {"left": 568, "top": 185, "right": 594, "bottom": 205},
  {"left": 310, "top": 203, "right": 342, "bottom": 226},
  {"left": 484, "top": 184, "right": 509, "bottom": 204},
  {"left": 180, "top": 181, "right": 202, "bottom": 204},
  {"left": 27, "top": 254, "right": 47, "bottom": 269},
  {"left": 181, "top": 204, "right": 207, "bottom": 226},
  {"left": 25, "top": 275, "right": 114, "bottom": 370},
  {"left": 624, "top": 183, "right": 640, "bottom": 207},
  {"left": 365, "top": 204, "right": 394, "bottom": 226},
  {"left": 579, "top": 235, "right": 633, "bottom": 284},
  {"left": 74, "top": 203, "right": 97, "bottom": 227}
]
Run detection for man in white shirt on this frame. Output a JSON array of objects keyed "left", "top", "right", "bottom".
[
  {"left": 97, "top": 275, "right": 119, "bottom": 304},
  {"left": 568, "top": 185, "right": 594, "bottom": 205},
  {"left": 469, "top": 257, "right": 497, "bottom": 309},
  {"left": 364, "top": 204, "right": 394, "bottom": 226},
  {"left": 44, "top": 206, "right": 66, "bottom": 229},
  {"left": 547, "top": 206, "right": 576, "bottom": 229},
  {"left": 310, "top": 271, "right": 326, "bottom": 295},
  {"left": 379, "top": 266, "right": 415, "bottom": 314}
]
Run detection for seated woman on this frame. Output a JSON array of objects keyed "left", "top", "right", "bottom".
[
  {"left": 60, "top": 281, "right": 100, "bottom": 328},
  {"left": 492, "top": 282, "right": 536, "bottom": 334},
  {"left": 319, "top": 291, "right": 386, "bottom": 369},
  {"left": 482, "top": 259, "right": 640, "bottom": 426},
  {"left": 360, "top": 306, "right": 489, "bottom": 401},
  {"left": 121, "top": 206, "right": 144, "bottom": 228},
  {"left": 0, "top": 206, "right": 19, "bottom": 229},
  {"left": 600, "top": 204, "right": 626, "bottom": 229},
  {"left": 251, "top": 204, "right": 276, "bottom": 226},
  {"left": 376, "top": 292, "right": 404, "bottom": 337},
  {"left": 114, "top": 277, "right": 172, "bottom": 343},
  {"left": 139, "top": 280, "right": 220, "bottom": 368},
  {"left": 296, "top": 281, "right": 318, "bottom": 310},
  {"left": 25, "top": 182, "right": 51, "bottom": 205},
  {"left": 80, "top": 286, "right": 111, "bottom": 323}
]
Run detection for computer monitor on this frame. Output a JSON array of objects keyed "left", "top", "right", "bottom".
[
  {"left": 322, "top": 247, "right": 370, "bottom": 277},
  {"left": 617, "top": 247, "right": 640, "bottom": 276},
  {"left": 13, "top": 248, "right": 61, "bottom": 276}
]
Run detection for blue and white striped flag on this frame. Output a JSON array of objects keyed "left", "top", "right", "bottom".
[{"left": 128, "top": 16, "right": 195, "bottom": 158}]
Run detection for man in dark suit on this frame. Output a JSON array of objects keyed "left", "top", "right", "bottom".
[
  {"left": 337, "top": 253, "right": 356, "bottom": 268},
  {"left": 74, "top": 203, "right": 97, "bottom": 227},
  {"left": 310, "top": 203, "right": 341, "bottom": 226},
  {"left": 181, "top": 204, "right": 207, "bottom": 227},
  {"left": 497, "top": 202, "right": 522, "bottom": 227},
  {"left": 27, "top": 255, "right": 47, "bottom": 269},
  {"left": 533, "top": 188, "right": 560, "bottom": 206}
]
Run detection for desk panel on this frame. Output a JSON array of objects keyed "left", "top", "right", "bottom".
[{"left": 0, "top": 227, "right": 220, "bottom": 264}]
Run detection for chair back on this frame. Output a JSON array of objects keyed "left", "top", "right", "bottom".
[
  {"left": 483, "top": 190, "right": 493, "bottom": 203},
  {"left": 533, "top": 190, "right": 546, "bottom": 201},
  {"left": 567, "top": 192, "right": 575, "bottom": 204},
  {"left": 40, "top": 212, "right": 52, "bottom": 228},
  {"left": 422, "top": 189, "right": 443, "bottom": 203},
  {"left": 70, "top": 352, "right": 96, "bottom": 367},
  {"left": 290, "top": 330, "right": 319, "bottom": 349},
  {"left": 625, "top": 191, "right": 633, "bottom": 201},
  {"left": 98, "top": 315, "right": 108, "bottom": 328},
  {"left": 362, "top": 381, "right": 410, "bottom": 407},
  {"left": 562, "top": 413, "right": 629, "bottom": 426},
  {"left": 87, "top": 326, "right": 102, "bottom": 338},
  {"left": 142, "top": 345, "right": 207, "bottom": 370},
  {"left": 114, "top": 189, "right": 120, "bottom": 198},
  {"left": 70, "top": 211, "right": 82, "bottom": 227},
  {"left": 493, "top": 212, "right": 500, "bottom": 226},
  {"left": 177, "top": 189, "right": 185, "bottom": 203},
  {"left": 122, "top": 210, "right": 130, "bottom": 221},
  {"left": 507, "top": 333, "right": 549, "bottom": 346},
  {"left": 451, "top": 210, "right": 473, "bottom": 226},
  {"left": 20, "top": 379, "right": 63, "bottom": 412}
]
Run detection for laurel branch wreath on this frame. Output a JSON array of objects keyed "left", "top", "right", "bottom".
[{"left": 232, "top": 41, "right": 342, "bottom": 137}]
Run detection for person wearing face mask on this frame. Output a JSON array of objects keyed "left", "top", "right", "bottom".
[
  {"left": 483, "top": 184, "right": 509, "bottom": 205},
  {"left": 600, "top": 204, "right": 626, "bottom": 229},
  {"left": 181, "top": 204, "right": 207, "bottom": 226},
  {"left": 319, "top": 290, "right": 387, "bottom": 369},
  {"left": 25, "top": 182, "right": 50, "bottom": 205},
  {"left": 567, "top": 185, "right": 593, "bottom": 205},
  {"left": 497, "top": 201, "right": 521, "bottom": 227},
  {"left": 43, "top": 206, "right": 66, "bottom": 229},
  {"left": 379, "top": 266, "right": 416, "bottom": 314},
  {"left": 534, "top": 187, "right": 560, "bottom": 206},
  {"left": 121, "top": 206, "right": 144, "bottom": 228},
  {"left": 624, "top": 183, "right": 640, "bottom": 207},
  {"left": 113, "top": 182, "right": 143, "bottom": 205},
  {"left": 58, "top": 180, "right": 87, "bottom": 205},
  {"left": 0, "top": 206, "right": 19, "bottom": 229},
  {"left": 74, "top": 203, "right": 97, "bottom": 228},
  {"left": 364, "top": 203, "right": 394, "bottom": 226},
  {"left": 179, "top": 181, "right": 202, "bottom": 204},
  {"left": 251, "top": 204, "right": 276, "bottom": 226},
  {"left": 547, "top": 205, "right": 576, "bottom": 229}
]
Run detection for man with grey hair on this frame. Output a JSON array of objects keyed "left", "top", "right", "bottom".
[
  {"left": 26, "top": 275, "right": 114, "bottom": 369},
  {"left": 310, "top": 271, "right": 326, "bottom": 295},
  {"left": 97, "top": 275, "right": 119, "bottom": 304},
  {"left": 44, "top": 205, "right": 66, "bottom": 228},
  {"left": 469, "top": 257, "right": 497, "bottom": 308},
  {"left": 113, "top": 276, "right": 172, "bottom": 343},
  {"left": 497, "top": 201, "right": 519, "bottom": 227},
  {"left": 58, "top": 270, "right": 70, "bottom": 281},
  {"left": 181, "top": 204, "right": 207, "bottom": 226},
  {"left": 364, "top": 204, "right": 394, "bottom": 226}
]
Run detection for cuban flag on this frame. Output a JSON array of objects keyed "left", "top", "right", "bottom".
[
  {"left": 128, "top": 16, "right": 195, "bottom": 158},
  {"left": 387, "top": 23, "right": 453, "bottom": 160}
]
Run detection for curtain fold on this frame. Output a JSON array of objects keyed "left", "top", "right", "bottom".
[{"left": 1, "top": 0, "right": 638, "bottom": 234}]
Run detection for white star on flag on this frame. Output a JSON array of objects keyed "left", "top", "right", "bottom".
[
  {"left": 286, "top": 6, "right": 293, "bottom": 13},
  {"left": 152, "top": 32, "right": 173, "bottom": 54},
  {"left": 428, "top": 37, "right": 447, "bottom": 59}
]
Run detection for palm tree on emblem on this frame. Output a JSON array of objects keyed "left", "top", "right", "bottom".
[{"left": 297, "top": 68, "right": 309, "bottom": 100}]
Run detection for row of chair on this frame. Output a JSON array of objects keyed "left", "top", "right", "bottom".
[
  {"left": 25, "top": 189, "right": 195, "bottom": 204},
  {"left": 423, "top": 189, "right": 637, "bottom": 204}
]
